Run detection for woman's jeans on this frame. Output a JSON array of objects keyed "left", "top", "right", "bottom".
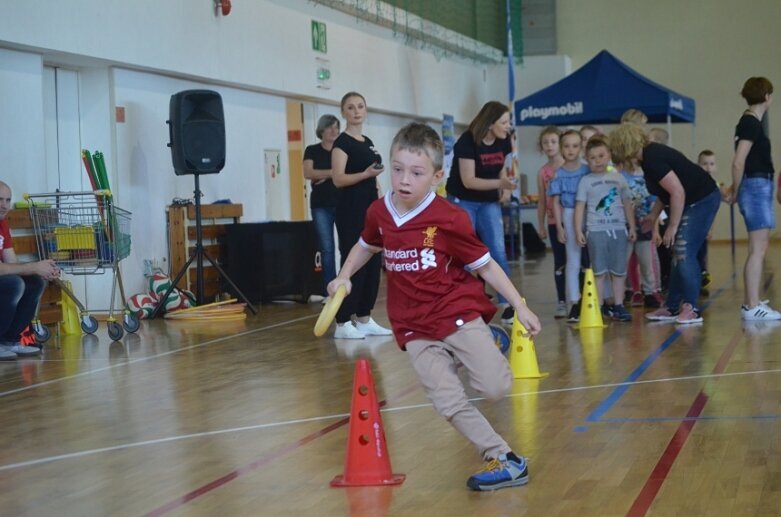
[
  {"left": 447, "top": 197, "right": 510, "bottom": 305},
  {"left": 0, "top": 274, "right": 46, "bottom": 341},
  {"left": 665, "top": 189, "right": 721, "bottom": 312},
  {"left": 312, "top": 206, "right": 337, "bottom": 293}
]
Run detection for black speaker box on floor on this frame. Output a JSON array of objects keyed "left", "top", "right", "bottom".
[
  {"left": 224, "top": 222, "right": 324, "bottom": 303},
  {"left": 168, "top": 90, "right": 226, "bottom": 175}
]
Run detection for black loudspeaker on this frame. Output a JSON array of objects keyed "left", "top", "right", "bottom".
[{"left": 168, "top": 89, "right": 226, "bottom": 175}]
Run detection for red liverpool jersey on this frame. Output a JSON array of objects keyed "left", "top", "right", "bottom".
[{"left": 359, "top": 192, "right": 497, "bottom": 348}]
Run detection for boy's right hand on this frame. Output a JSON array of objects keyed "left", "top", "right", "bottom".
[
  {"left": 538, "top": 225, "right": 548, "bottom": 240},
  {"left": 327, "top": 277, "right": 352, "bottom": 297},
  {"left": 575, "top": 231, "right": 587, "bottom": 247},
  {"left": 514, "top": 304, "right": 541, "bottom": 336}
]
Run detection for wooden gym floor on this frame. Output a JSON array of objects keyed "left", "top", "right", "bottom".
[{"left": 1, "top": 243, "right": 780, "bottom": 516}]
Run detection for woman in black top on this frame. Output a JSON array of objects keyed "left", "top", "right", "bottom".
[
  {"left": 609, "top": 123, "right": 720, "bottom": 324},
  {"left": 330, "top": 92, "right": 391, "bottom": 339},
  {"left": 303, "top": 114, "right": 341, "bottom": 297},
  {"left": 728, "top": 77, "right": 781, "bottom": 320}
]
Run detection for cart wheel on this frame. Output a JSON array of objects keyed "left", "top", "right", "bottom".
[
  {"left": 34, "top": 324, "right": 51, "bottom": 344},
  {"left": 107, "top": 321, "right": 124, "bottom": 341},
  {"left": 122, "top": 313, "right": 140, "bottom": 333},
  {"left": 81, "top": 315, "right": 99, "bottom": 334}
]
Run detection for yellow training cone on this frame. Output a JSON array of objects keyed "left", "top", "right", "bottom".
[
  {"left": 60, "top": 280, "right": 81, "bottom": 335},
  {"left": 576, "top": 268, "right": 607, "bottom": 329},
  {"left": 509, "top": 315, "right": 549, "bottom": 379}
]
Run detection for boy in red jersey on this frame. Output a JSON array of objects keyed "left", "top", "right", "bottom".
[{"left": 328, "top": 123, "right": 541, "bottom": 491}]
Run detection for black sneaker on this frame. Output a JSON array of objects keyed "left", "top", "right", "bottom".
[
  {"left": 500, "top": 306, "right": 515, "bottom": 325},
  {"left": 601, "top": 303, "right": 614, "bottom": 318},
  {"left": 567, "top": 302, "right": 580, "bottom": 323}
]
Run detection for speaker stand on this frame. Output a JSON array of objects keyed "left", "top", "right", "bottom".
[{"left": 151, "top": 174, "right": 257, "bottom": 318}]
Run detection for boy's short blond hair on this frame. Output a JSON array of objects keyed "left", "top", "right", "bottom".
[
  {"left": 391, "top": 122, "right": 444, "bottom": 171},
  {"left": 609, "top": 123, "right": 648, "bottom": 166}
]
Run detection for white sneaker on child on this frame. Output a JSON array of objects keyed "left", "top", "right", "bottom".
[
  {"left": 354, "top": 318, "right": 393, "bottom": 336},
  {"left": 334, "top": 322, "right": 366, "bottom": 339}
]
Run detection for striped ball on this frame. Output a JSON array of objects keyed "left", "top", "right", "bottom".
[
  {"left": 148, "top": 273, "right": 173, "bottom": 301},
  {"left": 127, "top": 293, "right": 156, "bottom": 319},
  {"left": 180, "top": 289, "right": 196, "bottom": 308},
  {"left": 164, "top": 291, "right": 188, "bottom": 313}
]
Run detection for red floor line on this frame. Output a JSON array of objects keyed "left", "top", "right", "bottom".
[
  {"left": 144, "top": 383, "right": 420, "bottom": 517},
  {"left": 626, "top": 329, "right": 743, "bottom": 517}
]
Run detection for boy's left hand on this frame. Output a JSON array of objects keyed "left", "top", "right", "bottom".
[{"left": 628, "top": 228, "right": 637, "bottom": 242}]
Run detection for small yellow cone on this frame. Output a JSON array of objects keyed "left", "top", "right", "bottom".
[
  {"left": 60, "top": 280, "right": 81, "bottom": 335},
  {"left": 576, "top": 268, "right": 607, "bottom": 329},
  {"left": 509, "top": 315, "right": 549, "bottom": 379}
]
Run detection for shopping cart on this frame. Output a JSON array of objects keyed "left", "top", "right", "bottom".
[{"left": 25, "top": 190, "right": 139, "bottom": 341}]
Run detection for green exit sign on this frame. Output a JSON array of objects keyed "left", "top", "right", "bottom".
[{"left": 311, "top": 20, "right": 327, "bottom": 53}]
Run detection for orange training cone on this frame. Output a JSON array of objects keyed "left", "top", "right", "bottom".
[
  {"left": 576, "top": 268, "right": 607, "bottom": 329},
  {"left": 509, "top": 315, "right": 549, "bottom": 379},
  {"left": 331, "top": 359, "right": 406, "bottom": 487}
]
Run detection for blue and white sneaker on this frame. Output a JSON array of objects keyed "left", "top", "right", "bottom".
[
  {"left": 610, "top": 304, "right": 632, "bottom": 322},
  {"left": 466, "top": 453, "right": 529, "bottom": 491}
]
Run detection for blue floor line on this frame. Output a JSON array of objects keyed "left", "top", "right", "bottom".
[{"left": 584, "top": 273, "right": 735, "bottom": 424}]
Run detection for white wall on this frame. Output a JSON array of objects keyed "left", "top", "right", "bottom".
[
  {"left": 113, "top": 69, "right": 292, "bottom": 293},
  {"left": 0, "top": 0, "right": 567, "bottom": 298},
  {"left": 0, "top": 0, "right": 497, "bottom": 124},
  {"left": 0, "top": 48, "right": 47, "bottom": 193}
]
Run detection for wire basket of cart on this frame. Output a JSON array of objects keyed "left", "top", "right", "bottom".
[{"left": 25, "top": 190, "right": 138, "bottom": 341}]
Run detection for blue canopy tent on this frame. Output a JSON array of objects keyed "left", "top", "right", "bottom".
[
  {"left": 512, "top": 51, "right": 736, "bottom": 254},
  {"left": 514, "top": 50, "right": 696, "bottom": 130}
]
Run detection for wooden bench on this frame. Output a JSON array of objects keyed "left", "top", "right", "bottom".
[{"left": 6, "top": 209, "right": 63, "bottom": 325}]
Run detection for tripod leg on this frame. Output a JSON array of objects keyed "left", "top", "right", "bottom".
[
  {"left": 150, "top": 252, "right": 197, "bottom": 319},
  {"left": 202, "top": 248, "right": 258, "bottom": 314}
]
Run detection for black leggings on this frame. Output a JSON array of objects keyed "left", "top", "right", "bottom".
[{"left": 335, "top": 213, "right": 381, "bottom": 324}]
